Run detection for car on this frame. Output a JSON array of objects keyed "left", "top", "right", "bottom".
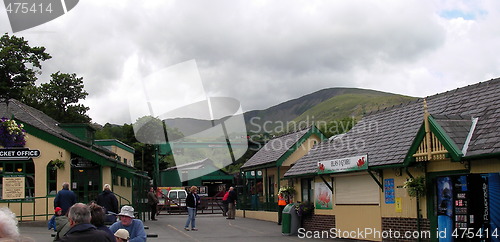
[{"left": 167, "top": 189, "right": 187, "bottom": 207}]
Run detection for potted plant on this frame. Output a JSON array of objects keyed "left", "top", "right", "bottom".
[
  {"left": 50, "top": 159, "right": 65, "bottom": 170},
  {"left": 403, "top": 176, "right": 425, "bottom": 197},
  {"left": 0, "top": 117, "right": 26, "bottom": 148},
  {"left": 278, "top": 186, "right": 296, "bottom": 202}
]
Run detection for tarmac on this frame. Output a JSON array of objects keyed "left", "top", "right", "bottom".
[{"left": 18, "top": 213, "right": 344, "bottom": 242}]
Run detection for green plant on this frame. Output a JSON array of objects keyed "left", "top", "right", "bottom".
[
  {"left": 50, "top": 159, "right": 65, "bottom": 170},
  {"left": 294, "top": 201, "right": 314, "bottom": 217},
  {"left": 403, "top": 176, "right": 425, "bottom": 197}
]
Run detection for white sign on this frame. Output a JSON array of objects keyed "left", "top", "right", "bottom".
[
  {"left": 318, "top": 154, "right": 368, "bottom": 174},
  {"left": 2, "top": 176, "right": 25, "bottom": 199}
]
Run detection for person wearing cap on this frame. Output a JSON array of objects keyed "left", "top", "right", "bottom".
[
  {"left": 96, "top": 184, "right": 119, "bottom": 220},
  {"left": 56, "top": 203, "right": 115, "bottom": 242},
  {"left": 48, "top": 207, "right": 63, "bottom": 231},
  {"left": 114, "top": 229, "right": 129, "bottom": 242},
  {"left": 109, "top": 206, "right": 146, "bottom": 242}
]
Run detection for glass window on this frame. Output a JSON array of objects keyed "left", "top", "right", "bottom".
[
  {"left": 47, "top": 163, "right": 57, "bottom": 196},
  {"left": 0, "top": 160, "right": 35, "bottom": 200}
]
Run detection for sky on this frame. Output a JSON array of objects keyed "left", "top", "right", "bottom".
[{"left": 1, "top": 0, "right": 499, "bottom": 125}]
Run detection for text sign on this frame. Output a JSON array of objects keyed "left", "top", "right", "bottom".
[
  {"left": 317, "top": 154, "right": 368, "bottom": 174},
  {"left": 0, "top": 148, "right": 40, "bottom": 160},
  {"left": 2, "top": 176, "right": 25, "bottom": 199}
]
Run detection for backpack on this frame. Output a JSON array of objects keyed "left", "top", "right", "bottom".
[{"left": 222, "top": 191, "right": 230, "bottom": 201}]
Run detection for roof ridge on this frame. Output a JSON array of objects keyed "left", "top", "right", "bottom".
[
  {"left": 270, "top": 125, "right": 312, "bottom": 140},
  {"left": 426, "top": 77, "right": 500, "bottom": 100}
]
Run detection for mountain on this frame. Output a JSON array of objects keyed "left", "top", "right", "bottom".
[{"left": 244, "top": 88, "right": 418, "bottom": 134}]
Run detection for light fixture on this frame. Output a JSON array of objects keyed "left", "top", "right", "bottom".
[
  {"left": 0, "top": 167, "right": 3, "bottom": 172},
  {"left": 17, "top": 168, "right": 23, "bottom": 172},
  {"left": 78, "top": 169, "right": 84, "bottom": 173}
]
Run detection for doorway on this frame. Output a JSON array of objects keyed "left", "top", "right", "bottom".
[{"left": 71, "top": 167, "right": 101, "bottom": 204}]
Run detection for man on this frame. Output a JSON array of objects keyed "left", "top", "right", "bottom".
[
  {"left": 226, "top": 186, "right": 237, "bottom": 220},
  {"left": 56, "top": 203, "right": 115, "bottom": 242},
  {"left": 277, "top": 193, "right": 287, "bottom": 225},
  {"left": 96, "top": 184, "right": 119, "bottom": 214},
  {"left": 109, "top": 206, "right": 147, "bottom": 242},
  {"left": 54, "top": 182, "right": 77, "bottom": 215},
  {"left": 147, "top": 187, "right": 159, "bottom": 221}
]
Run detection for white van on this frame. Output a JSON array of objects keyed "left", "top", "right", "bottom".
[{"left": 167, "top": 189, "right": 187, "bottom": 207}]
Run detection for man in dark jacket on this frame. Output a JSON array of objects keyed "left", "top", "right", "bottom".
[
  {"left": 147, "top": 187, "right": 159, "bottom": 221},
  {"left": 57, "top": 203, "right": 114, "bottom": 242},
  {"left": 226, "top": 186, "right": 237, "bottom": 220},
  {"left": 96, "top": 184, "right": 119, "bottom": 215},
  {"left": 54, "top": 182, "right": 77, "bottom": 215}
]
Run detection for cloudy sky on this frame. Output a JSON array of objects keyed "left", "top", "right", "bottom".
[{"left": 1, "top": 0, "right": 499, "bottom": 125}]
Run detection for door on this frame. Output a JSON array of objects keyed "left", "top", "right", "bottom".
[{"left": 71, "top": 167, "right": 100, "bottom": 203}]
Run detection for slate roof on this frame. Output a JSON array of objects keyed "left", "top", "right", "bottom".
[
  {"left": 241, "top": 126, "right": 313, "bottom": 170},
  {"left": 0, "top": 99, "right": 134, "bottom": 169},
  {"left": 432, "top": 115, "right": 472, "bottom": 152},
  {"left": 285, "top": 78, "right": 500, "bottom": 177}
]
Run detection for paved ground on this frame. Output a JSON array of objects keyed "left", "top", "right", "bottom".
[{"left": 19, "top": 214, "right": 341, "bottom": 242}]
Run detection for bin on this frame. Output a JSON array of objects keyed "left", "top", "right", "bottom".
[{"left": 281, "top": 203, "right": 300, "bottom": 235}]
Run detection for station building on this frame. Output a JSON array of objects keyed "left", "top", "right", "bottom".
[{"left": 0, "top": 99, "right": 149, "bottom": 221}]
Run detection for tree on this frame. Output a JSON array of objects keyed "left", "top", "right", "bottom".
[
  {"left": 0, "top": 33, "right": 51, "bottom": 100},
  {"left": 27, "top": 72, "right": 90, "bottom": 123}
]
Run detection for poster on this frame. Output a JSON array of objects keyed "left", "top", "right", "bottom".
[
  {"left": 384, "top": 178, "right": 395, "bottom": 204},
  {"left": 2, "top": 176, "right": 25, "bottom": 200},
  {"left": 315, "top": 181, "right": 333, "bottom": 209},
  {"left": 395, "top": 197, "right": 402, "bottom": 213}
]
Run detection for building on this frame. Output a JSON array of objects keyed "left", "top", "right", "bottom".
[
  {"left": 283, "top": 78, "right": 500, "bottom": 241},
  {"left": 240, "top": 125, "right": 326, "bottom": 221},
  {"left": 0, "top": 99, "right": 149, "bottom": 221}
]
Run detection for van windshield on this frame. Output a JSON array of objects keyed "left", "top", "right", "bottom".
[
  {"left": 178, "top": 191, "right": 187, "bottom": 199},
  {"left": 169, "top": 192, "right": 177, "bottom": 199}
]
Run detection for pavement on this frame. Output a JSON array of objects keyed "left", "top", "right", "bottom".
[{"left": 18, "top": 214, "right": 340, "bottom": 242}]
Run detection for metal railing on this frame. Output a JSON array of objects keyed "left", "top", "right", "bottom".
[{"left": 3, "top": 196, "right": 54, "bottom": 221}]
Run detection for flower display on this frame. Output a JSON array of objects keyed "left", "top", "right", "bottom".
[
  {"left": 403, "top": 176, "right": 426, "bottom": 197},
  {"left": 294, "top": 201, "right": 314, "bottom": 217},
  {"left": 0, "top": 117, "right": 27, "bottom": 147}
]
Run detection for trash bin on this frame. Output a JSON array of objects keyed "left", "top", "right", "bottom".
[{"left": 282, "top": 203, "right": 299, "bottom": 235}]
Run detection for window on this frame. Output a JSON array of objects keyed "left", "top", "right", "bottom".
[
  {"left": 47, "top": 163, "right": 57, "bottom": 196},
  {"left": 301, "top": 178, "right": 313, "bottom": 202},
  {"left": 120, "top": 176, "right": 125, "bottom": 186},
  {"left": 0, "top": 160, "right": 35, "bottom": 200},
  {"left": 112, "top": 174, "right": 118, "bottom": 185},
  {"left": 127, "top": 178, "right": 131, "bottom": 187},
  {"left": 335, "top": 174, "right": 379, "bottom": 205},
  {"left": 124, "top": 158, "right": 127, "bottom": 164}
]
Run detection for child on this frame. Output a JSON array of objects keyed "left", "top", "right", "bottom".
[
  {"left": 114, "top": 229, "right": 129, "bottom": 242},
  {"left": 48, "top": 207, "right": 62, "bottom": 230}
]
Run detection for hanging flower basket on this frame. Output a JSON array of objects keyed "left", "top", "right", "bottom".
[
  {"left": 50, "top": 159, "right": 65, "bottom": 170},
  {"left": 403, "top": 176, "right": 426, "bottom": 197},
  {"left": 0, "top": 117, "right": 27, "bottom": 148}
]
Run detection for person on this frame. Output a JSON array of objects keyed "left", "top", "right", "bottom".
[
  {"left": 89, "top": 203, "right": 114, "bottom": 237},
  {"left": 96, "top": 184, "right": 119, "bottom": 222},
  {"left": 147, "top": 187, "right": 159, "bottom": 221},
  {"left": 184, "top": 186, "right": 200, "bottom": 231},
  {"left": 226, "top": 186, "right": 237, "bottom": 220},
  {"left": 56, "top": 203, "right": 115, "bottom": 242},
  {"left": 0, "top": 207, "right": 20, "bottom": 239},
  {"left": 109, "top": 206, "right": 146, "bottom": 242},
  {"left": 277, "top": 193, "right": 287, "bottom": 225},
  {"left": 48, "top": 207, "right": 63, "bottom": 230},
  {"left": 54, "top": 182, "right": 77, "bottom": 215},
  {"left": 221, "top": 189, "right": 229, "bottom": 216},
  {"left": 114, "top": 229, "right": 129, "bottom": 242},
  {"left": 53, "top": 213, "right": 70, "bottom": 241}
]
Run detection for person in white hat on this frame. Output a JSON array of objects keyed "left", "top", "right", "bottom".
[
  {"left": 114, "top": 229, "right": 129, "bottom": 242},
  {"left": 109, "top": 206, "right": 146, "bottom": 242}
]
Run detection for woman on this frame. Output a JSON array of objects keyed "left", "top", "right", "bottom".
[{"left": 184, "top": 186, "right": 200, "bottom": 231}]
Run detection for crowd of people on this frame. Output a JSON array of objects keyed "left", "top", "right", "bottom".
[{"left": 0, "top": 182, "right": 241, "bottom": 241}]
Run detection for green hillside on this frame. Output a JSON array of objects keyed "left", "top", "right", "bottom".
[{"left": 292, "top": 92, "right": 417, "bottom": 126}]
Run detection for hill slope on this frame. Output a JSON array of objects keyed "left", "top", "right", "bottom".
[{"left": 244, "top": 88, "right": 418, "bottom": 134}]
